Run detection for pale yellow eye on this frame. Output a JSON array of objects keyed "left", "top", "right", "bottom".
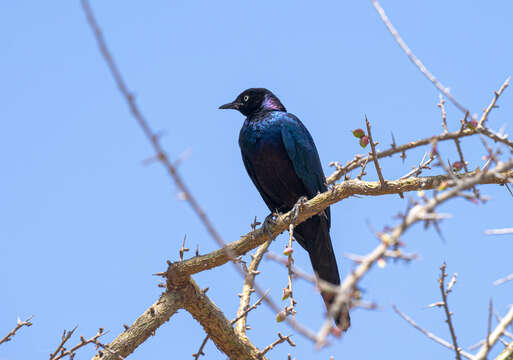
[{"left": 243, "top": 95, "right": 249, "bottom": 102}]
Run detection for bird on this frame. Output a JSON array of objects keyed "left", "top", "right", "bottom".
[{"left": 219, "top": 88, "right": 350, "bottom": 331}]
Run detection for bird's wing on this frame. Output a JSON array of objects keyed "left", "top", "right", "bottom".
[
  {"left": 280, "top": 113, "right": 330, "bottom": 221},
  {"left": 240, "top": 150, "right": 280, "bottom": 211}
]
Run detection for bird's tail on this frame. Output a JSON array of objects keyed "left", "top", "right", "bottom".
[{"left": 294, "top": 215, "right": 351, "bottom": 331}]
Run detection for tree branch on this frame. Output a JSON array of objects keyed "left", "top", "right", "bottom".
[
  {"left": 168, "top": 168, "right": 513, "bottom": 280},
  {"left": 235, "top": 240, "right": 271, "bottom": 338},
  {"left": 328, "top": 127, "right": 513, "bottom": 185},
  {"left": 475, "top": 305, "right": 513, "bottom": 360},
  {"left": 91, "top": 290, "right": 184, "bottom": 360},
  {"left": 0, "top": 315, "right": 33, "bottom": 345},
  {"left": 392, "top": 305, "right": 474, "bottom": 360},
  {"left": 370, "top": 0, "right": 472, "bottom": 117},
  {"left": 439, "top": 263, "right": 462, "bottom": 360},
  {"left": 182, "top": 278, "right": 264, "bottom": 360},
  {"left": 316, "top": 159, "right": 513, "bottom": 346}
]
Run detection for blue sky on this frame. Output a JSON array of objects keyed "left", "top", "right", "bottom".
[{"left": 1, "top": 1, "right": 512, "bottom": 359}]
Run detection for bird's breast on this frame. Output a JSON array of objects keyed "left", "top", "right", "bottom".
[{"left": 239, "top": 118, "right": 308, "bottom": 212}]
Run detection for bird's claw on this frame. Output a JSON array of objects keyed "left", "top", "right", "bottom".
[
  {"left": 291, "top": 196, "right": 308, "bottom": 224},
  {"left": 263, "top": 213, "right": 278, "bottom": 241}
]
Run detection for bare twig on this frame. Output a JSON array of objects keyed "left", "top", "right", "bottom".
[
  {"left": 486, "top": 300, "right": 494, "bottom": 356},
  {"left": 266, "top": 252, "right": 317, "bottom": 285},
  {"left": 495, "top": 341, "right": 513, "bottom": 360},
  {"left": 179, "top": 235, "right": 189, "bottom": 261},
  {"left": 327, "top": 127, "right": 512, "bottom": 185},
  {"left": 478, "top": 77, "right": 510, "bottom": 127},
  {"left": 485, "top": 228, "right": 513, "bottom": 235},
  {"left": 493, "top": 274, "right": 513, "bottom": 286},
  {"left": 0, "top": 315, "right": 33, "bottom": 345},
  {"left": 316, "top": 159, "right": 513, "bottom": 347},
  {"left": 399, "top": 152, "right": 434, "bottom": 180},
  {"left": 439, "top": 263, "right": 462, "bottom": 360},
  {"left": 49, "top": 326, "right": 77, "bottom": 360},
  {"left": 328, "top": 80, "right": 512, "bottom": 185},
  {"left": 366, "top": 116, "right": 386, "bottom": 188},
  {"left": 259, "top": 332, "right": 296, "bottom": 357},
  {"left": 236, "top": 241, "right": 271, "bottom": 338},
  {"left": 344, "top": 250, "right": 418, "bottom": 264},
  {"left": 475, "top": 305, "right": 513, "bottom": 360},
  {"left": 392, "top": 305, "right": 474, "bottom": 359},
  {"left": 81, "top": 0, "right": 237, "bottom": 265},
  {"left": 357, "top": 157, "right": 370, "bottom": 180},
  {"left": 438, "top": 94, "right": 449, "bottom": 133},
  {"left": 281, "top": 224, "right": 297, "bottom": 321},
  {"left": 370, "top": 0, "right": 472, "bottom": 117},
  {"left": 50, "top": 328, "right": 108, "bottom": 360}
]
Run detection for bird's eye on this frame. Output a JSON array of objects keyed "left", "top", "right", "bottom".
[{"left": 243, "top": 95, "right": 249, "bottom": 102}]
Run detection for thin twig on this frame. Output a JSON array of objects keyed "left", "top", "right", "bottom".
[
  {"left": 49, "top": 326, "right": 77, "bottom": 360},
  {"left": 486, "top": 299, "right": 493, "bottom": 356},
  {"left": 366, "top": 116, "right": 386, "bottom": 188},
  {"left": 478, "top": 77, "right": 510, "bottom": 127},
  {"left": 485, "top": 228, "right": 513, "bottom": 235},
  {"left": 493, "top": 274, "right": 513, "bottom": 286},
  {"left": 474, "top": 305, "right": 513, "bottom": 360},
  {"left": 81, "top": 0, "right": 235, "bottom": 265},
  {"left": 0, "top": 316, "right": 33, "bottom": 345},
  {"left": 236, "top": 241, "right": 271, "bottom": 337},
  {"left": 438, "top": 94, "right": 448, "bottom": 133},
  {"left": 399, "top": 152, "right": 434, "bottom": 180},
  {"left": 392, "top": 305, "right": 474, "bottom": 359},
  {"left": 50, "top": 328, "right": 108, "bottom": 360},
  {"left": 259, "top": 332, "right": 296, "bottom": 357},
  {"left": 439, "top": 263, "right": 462, "bottom": 360},
  {"left": 282, "top": 224, "right": 297, "bottom": 320},
  {"left": 371, "top": 0, "right": 473, "bottom": 118}
]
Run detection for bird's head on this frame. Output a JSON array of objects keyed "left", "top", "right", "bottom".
[{"left": 219, "top": 88, "right": 286, "bottom": 117}]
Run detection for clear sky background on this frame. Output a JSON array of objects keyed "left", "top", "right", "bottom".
[{"left": 1, "top": 1, "right": 512, "bottom": 359}]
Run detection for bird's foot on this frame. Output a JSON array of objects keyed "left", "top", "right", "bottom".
[
  {"left": 263, "top": 212, "right": 279, "bottom": 241},
  {"left": 291, "top": 196, "right": 308, "bottom": 224}
]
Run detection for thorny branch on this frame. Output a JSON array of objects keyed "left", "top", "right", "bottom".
[
  {"left": 81, "top": 1, "right": 317, "bottom": 349},
  {"left": 194, "top": 291, "right": 269, "bottom": 360},
  {"left": 235, "top": 240, "right": 271, "bottom": 338},
  {"left": 315, "top": 159, "right": 513, "bottom": 347},
  {"left": 168, "top": 167, "right": 513, "bottom": 281},
  {"left": 327, "top": 78, "right": 512, "bottom": 185},
  {"left": 439, "top": 263, "right": 462, "bottom": 360},
  {"left": 74, "top": 0, "right": 513, "bottom": 359},
  {"left": 49, "top": 328, "right": 119, "bottom": 360},
  {"left": 80, "top": 0, "right": 240, "bottom": 268}
]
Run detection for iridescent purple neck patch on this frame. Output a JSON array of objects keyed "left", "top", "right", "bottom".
[{"left": 262, "top": 94, "right": 286, "bottom": 112}]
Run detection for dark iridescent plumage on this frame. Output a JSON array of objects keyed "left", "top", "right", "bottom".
[{"left": 220, "top": 88, "right": 350, "bottom": 330}]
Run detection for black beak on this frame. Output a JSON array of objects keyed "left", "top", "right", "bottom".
[{"left": 219, "top": 102, "right": 241, "bottom": 110}]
